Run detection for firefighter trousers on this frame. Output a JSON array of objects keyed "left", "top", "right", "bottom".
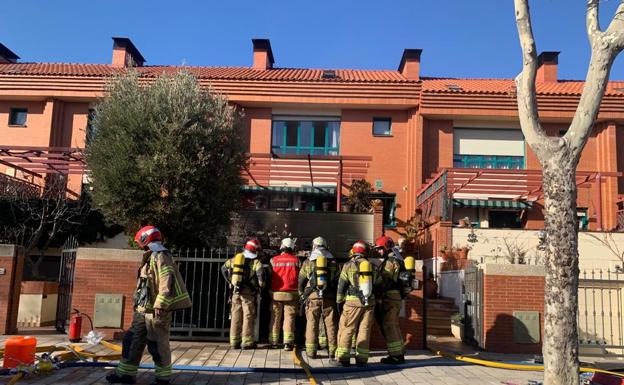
[
  {"left": 382, "top": 298, "right": 405, "bottom": 356},
  {"left": 269, "top": 299, "right": 298, "bottom": 345},
  {"left": 116, "top": 311, "right": 172, "bottom": 381},
  {"left": 230, "top": 292, "right": 257, "bottom": 348},
  {"left": 305, "top": 298, "right": 337, "bottom": 356},
  {"left": 335, "top": 301, "right": 374, "bottom": 365}
]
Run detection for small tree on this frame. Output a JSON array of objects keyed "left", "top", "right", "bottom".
[
  {"left": 346, "top": 179, "right": 373, "bottom": 213},
  {"left": 0, "top": 176, "right": 89, "bottom": 279},
  {"left": 514, "top": 1, "right": 624, "bottom": 384},
  {"left": 86, "top": 71, "right": 246, "bottom": 247}
]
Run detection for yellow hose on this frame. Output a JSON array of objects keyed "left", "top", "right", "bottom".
[
  {"left": 430, "top": 349, "right": 624, "bottom": 378},
  {"left": 292, "top": 349, "right": 318, "bottom": 385},
  {"left": 7, "top": 372, "right": 24, "bottom": 385}
]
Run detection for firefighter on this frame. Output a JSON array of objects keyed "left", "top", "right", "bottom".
[
  {"left": 221, "top": 239, "right": 265, "bottom": 349},
  {"left": 268, "top": 237, "right": 300, "bottom": 350},
  {"left": 106, "top": 226, "right": 191, "bottom": 385},
  {"left": 374, "top": 236, "right": 406, "bottom": 364},
  {"left": 298, "top": 236, "right": 339, "bottom": 359},
  {"left": 334, "top": 240, "right": 378, "bottom": 367}
]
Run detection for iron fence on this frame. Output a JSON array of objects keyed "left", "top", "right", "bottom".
[
  {"left": 169, "top": 247, "right": 239, "bottom": 340},
  {"left": 55, "top": 236, "right": 78, "bottom": 332},
  {"left": 578, "top": 269, "right": 624, "bottom": 357}
]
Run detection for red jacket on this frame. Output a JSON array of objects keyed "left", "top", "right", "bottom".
[{"left": 270, "top": 252, "right": 300, "bottom": 292}]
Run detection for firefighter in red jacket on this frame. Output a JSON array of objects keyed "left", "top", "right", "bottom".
[{"left": 269, "top": 237, "right": 301, "bottom": 351}]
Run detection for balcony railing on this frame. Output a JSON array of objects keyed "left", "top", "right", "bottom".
[
  {"left": 416, "top": 168, "right": 620, "bottom": 228},
  {"left": 244, "top": 153, "right": 371, "bottom": 211},
  {"left": 0, "top": 173, "right": 41, "bottom": 198}
]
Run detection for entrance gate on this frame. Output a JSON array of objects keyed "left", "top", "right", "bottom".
[
  {"left": 463, "top": 266, "right": 483, "bottom": 347},
  {"left": 170, "top": 248, "right": 235, "bottom": 340},
  {"left": 55, "top": 236, "right": 78, "bottom": 333}
]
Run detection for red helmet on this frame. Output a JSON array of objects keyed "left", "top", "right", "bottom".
[
  {"left": 134, "top": 226, "right": 162, "bottom": 248},
  {"left": 243, "top": 239, "right": 261, "bottom": 259},
  {"left": 351, "top": 240, "right": 369, "bottom": 257},
  {"left": 375, "top": 236, "right": 395, "bottom": 251}
]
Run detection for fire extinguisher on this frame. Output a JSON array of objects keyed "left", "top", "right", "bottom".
[
  {"left": 68, "top": 309, "right": 93, "bottom": 343},
  {"left": 68, "top": 309, "right": 83, "bottom": 343}
]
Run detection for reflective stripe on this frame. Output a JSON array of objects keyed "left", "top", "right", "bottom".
[
  {"left": 271, "top": 262, "right": 298, "bottom": 267},
  {"left": 155, "top": 364, "right": 172, "bottom": 379},
  {"left": 116, "top": 361, "right": 138, "bottom": 376}
]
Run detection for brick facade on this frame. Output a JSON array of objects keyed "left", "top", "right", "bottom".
[
  {"left": 70, "top": 248, "right": 142, "bottom": 339},
  {"left": 0, "top": 245, "right": 24, "bottom": 335},
  {"left": 481, "top": 265, "right": 545, "bottom": 354}
]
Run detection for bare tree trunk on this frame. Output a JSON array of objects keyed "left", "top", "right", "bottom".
[{"left": 542, "top": 157, "right": 580, "bottom": 385}]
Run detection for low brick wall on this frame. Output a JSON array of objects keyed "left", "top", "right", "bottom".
[
  {"left": 481, "top": 264, "right": 545, "bottom": 354},
  {"left": 71, "top": 248, "right": 142, "bottom": 339},
  {"left": 0, "top": 245, "right": 24, "bottom": 334}
]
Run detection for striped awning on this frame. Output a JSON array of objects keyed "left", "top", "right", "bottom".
[
  {"left": 452, "top": 199, "right": 532, "bottom": 209},
  {"left": 241, "top": 185, "right": 335, "bottom": 195}
]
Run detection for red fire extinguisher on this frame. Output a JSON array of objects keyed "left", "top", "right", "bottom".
[{"left": 68, "top": 309, "right": 83, "bottom": 343}]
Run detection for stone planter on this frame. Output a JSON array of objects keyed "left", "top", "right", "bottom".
[{"left": 451, "top": 322, "right": 464, "bottom": 340}]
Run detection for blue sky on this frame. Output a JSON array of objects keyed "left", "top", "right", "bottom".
[{"left": 1, "top": 0, "right": 622, "bottom": 80}]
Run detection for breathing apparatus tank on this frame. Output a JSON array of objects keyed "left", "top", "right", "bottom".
[
  {"left": 358, "top": 259, "right": 373, "bottom": 306},
  {"left": 315, "top": 255, "right": 328, "bottom": 297},
  {"left": 231, "top": 253, "right": 246, "bottom": 293}
]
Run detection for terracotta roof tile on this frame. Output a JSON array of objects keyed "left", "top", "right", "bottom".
[
  {"left": 0, "top": 63, "right": 415, "bottom": 83},
  {"left": 422, "top": 78, "right": 624, "bottom": 96}
]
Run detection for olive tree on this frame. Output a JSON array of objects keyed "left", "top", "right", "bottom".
[
  {"left": 514, "top": 1, "right": 624, "bottom": 384},
  {"left": 86, "top": 71, "right": 246, "bottom": 247}
]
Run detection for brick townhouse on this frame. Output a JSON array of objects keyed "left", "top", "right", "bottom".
[{"left": 1, "top": 37, "right": 624, "bottom": 239}]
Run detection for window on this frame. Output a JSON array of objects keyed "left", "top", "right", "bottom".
[
  {"left": 453, "top": 128, "right": 525, "bottom": 169},
  {"left": 272, "top": 118, "right": 340, "bottom": 155},
  {"left": 372, "top": 117, "right": 392, "bottom": 136},
  {"left": 488, "top": 210, "right": 522, "bottom": 229},
  {"left": 370, "top": 192, "right": 396, "bottom": 227},
  {"left": 8, "top": 108, "right": 27, "bottom": 126},
  {"left": 577, "top": 208, "right": 589, "bottom": 230}
]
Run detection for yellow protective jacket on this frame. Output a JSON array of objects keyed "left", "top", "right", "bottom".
[
  {"left": 222, "top": 256, "right": 265, "bottom": 295},
  {"left": 336, "top": 256, "right": 380, "bottom": 306},
  {"left": 135, "top": 250, "right": 192, "bottom": 313},
  {"left": 378, "top": 254, "right": 404, "bottom": 300}
]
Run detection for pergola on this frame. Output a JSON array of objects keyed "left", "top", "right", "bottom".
[
  {"left": 0, "top": 145, "right": 87, "bottom": 198},
  {"left": 416, "top": 168, "right": 621, "bottom": 230}
]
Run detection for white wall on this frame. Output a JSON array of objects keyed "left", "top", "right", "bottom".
[
  {"left": 18, "top": 294, "right": 58, "bottom": 327},
  {"left": 453, "top": 128, "right": 524, "bottom": 156},
  {"left": 453, "top": 228, "right": 624, "bottom": 271},
  {"left": 439, "top": 270, "right": 464, "bottom": 313}
]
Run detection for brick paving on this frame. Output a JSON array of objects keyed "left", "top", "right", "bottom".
[{"left": 1, "top": 334, "right": 544, "bottom": 385}]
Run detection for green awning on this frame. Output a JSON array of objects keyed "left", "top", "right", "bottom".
[
  {"left": 452, "top": 199, "right": 531, "bottom": 209},
  {"left": 241, "top": 185, "right": 335, "bottom": 195}
]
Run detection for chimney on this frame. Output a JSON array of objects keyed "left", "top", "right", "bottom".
[
  {"left": 398, "top": 49, "right": 423, "bottom": 81},
  {"left": 111, "top": 37, "right": 146, "bottom": 68},
  {"left": 252, "top": 39, "right": 274, "bottom": 70},
  {"left": 0, "top": 43, "right": 19, "bottom": 64},
  {"left": 537, "top": 51, "right": 559, "bottom": 83}
]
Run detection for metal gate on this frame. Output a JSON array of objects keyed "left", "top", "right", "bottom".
[
  {"left": 55, "top": 236, "right": 78, "bottom": 333},
  {"left": 463, "top": 265, "right": 483, "bottom": 347},
  {"left": 578, "top": 269, "right": 624, "bottom": 357},
  {"left": 170, "top": 248, "right": 236, "bottom": 340}
]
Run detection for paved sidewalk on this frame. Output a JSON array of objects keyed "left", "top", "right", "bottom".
[{"left": 1, "top": 334, "right": 544, "bottom": 385}]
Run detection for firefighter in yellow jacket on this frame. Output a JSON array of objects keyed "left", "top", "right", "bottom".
[
  {"left": 334, "top": 240, "right": 379, "bottom": 367},
  {"left": 107, "top": 226, "right": 191, "bottom": 385},
  {"left": 298, "top": 236, "right": 339, "bottom": 359},
  {"left": 222, "top": 239, "right": 265, "bottom": 349},
  {"left": 374, "top": 236, "right": 406, "bottom": 364}
]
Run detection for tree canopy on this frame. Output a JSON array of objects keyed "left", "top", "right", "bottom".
[{"left": 86, "top": 71, "right": 246, "bottom": 247}]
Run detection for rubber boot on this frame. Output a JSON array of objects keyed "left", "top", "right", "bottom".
[
  {"left": 380, "top": 355, "right": 405, "bottom": 365},
  {"left": 283, "top": 343, "right": 293, "bottom": 351},
  {"left": 106, "top": 373, "right": 136, "bottom": 384},
  {"left": 328, "top": 358, "right": 350, "bottom": 367}
]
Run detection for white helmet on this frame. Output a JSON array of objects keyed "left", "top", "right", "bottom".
[
  {"left": 280, "top": 237, "right": 296, "bottom": 252},
  {"left": 312, "top": 236, "right": 327, "bottom": 249}
]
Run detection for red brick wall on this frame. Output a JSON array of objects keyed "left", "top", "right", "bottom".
[
  {"left": 71, "top": 249, "right": 142, "bottom": 339},
  {"left": 0, "top": 245, "right": 24, "bottom": 334},
  {"left": 482, "top": 272, "right": 544, "bottom": 354},
  {"left": 415, "top": 221, "right": 453, "bottom": 260}
]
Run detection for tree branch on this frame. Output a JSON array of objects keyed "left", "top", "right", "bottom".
[
  {"left": 586, "top": 0, "right": 601, "bottom": 45},
  {"left": 514, "top": 0, "right": 549, "bottom": 158},
  {"left": 566, "top": 1, "right": 624, "bottom": 160}
]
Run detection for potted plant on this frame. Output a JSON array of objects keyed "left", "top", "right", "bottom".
[
  {"left": 451, "top": 313, "right": 465, "bottom": 340},
  {"left": 439, "top": 245, "right": 450, "bottom": 259},
  {"left": 457, "top": 246, "right": 470, "bottom": 260}
]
